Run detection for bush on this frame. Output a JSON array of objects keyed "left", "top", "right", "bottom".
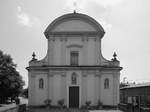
[
  {"left": 97, "top": 100, "right": 103, "bottom": 109},
  {"left": 57, "top": 99, "right": 64, "bottom": 108},
  {"left": 85, "top": 101, "right": 91, "bottom": 109},
  {"left": 44, "top": 99, "right": 52, "bottom": 107}
]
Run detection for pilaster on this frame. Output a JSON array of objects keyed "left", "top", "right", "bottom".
[
  {"left": 82, "top": 36, "right": 88, "bottom": 65},
  {"left": 48, "top": 38, "right": 54, "bottom": 65},
  {"left": 48, "top": 71, "right": 54, "bottom": 101},
  {"left": 29, "top": 72, "right": 36, "bottom": 105},
  {"left": 94, "top": 71, "right": 100, "bottom": 104},
  {"left": 61, "top": 38, "right": 67, "bottom": 65},
  {"left": 81, "top": 71, "right": 87, "bottom": 105},
  {"left": 61, "top": 72, "right": 67, "bottom": 104}
]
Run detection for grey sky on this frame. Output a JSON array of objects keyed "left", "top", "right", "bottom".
[{"left": 0, "top": 0, "right": 150, "bottom": 88}]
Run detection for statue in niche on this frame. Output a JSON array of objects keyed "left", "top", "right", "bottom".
[{"left": 72, "top": 72, "right": 77, "bottom": 85}]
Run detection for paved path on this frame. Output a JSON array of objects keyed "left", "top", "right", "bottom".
[
  {"left": 0, "top": 103, "right": 16, "bottom": 111},
  {"left": 90, "top": 110, "right": 123, "bottom": 112},
  {"left": 27, "top": 108, "right": 123, "bottom": 112},
  {"left": 0, "top": 97, "right": 28, "bottom": 111}
]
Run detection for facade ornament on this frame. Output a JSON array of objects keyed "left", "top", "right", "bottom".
[
  {"left": 74, "top": 10, "right": 76, "bottom": 14},
  {"left": 112, "top": 52, "right": 118, "bottom": 61},
  {"left": 73, "top": 1, "right": 77, "bottom": 14},
  {"left": 32, "top": 52, "right": 37, "bottom": 61}
]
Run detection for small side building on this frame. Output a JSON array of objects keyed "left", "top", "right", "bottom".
[{"left": 120, "top": 83, "right": 150, "bottom": 105}]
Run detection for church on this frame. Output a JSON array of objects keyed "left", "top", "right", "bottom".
[{"left": 26, "top": 12, "right": 122, "bottom": 108}]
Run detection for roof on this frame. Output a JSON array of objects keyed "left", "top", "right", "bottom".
[{"left": 120, "top": 82, "right": 150, "bottom": 89}]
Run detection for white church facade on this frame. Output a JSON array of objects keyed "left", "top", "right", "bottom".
[{"left": 26, "top": 12, "right": 122, "bottom": 108}]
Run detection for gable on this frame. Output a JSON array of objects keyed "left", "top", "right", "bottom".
[
  {"left": 51, "top": 19, "right": 97, "bottom": 32},
  {"left": 44, "top": 13, "right": 105, "bottom": 38}
]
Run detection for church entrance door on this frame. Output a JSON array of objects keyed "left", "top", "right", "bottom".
[{"left": 69, "top": 86, "right": 79, "bottom": 108}]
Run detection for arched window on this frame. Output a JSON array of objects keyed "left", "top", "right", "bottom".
[
  {"left": 71, "top": 72, "right": 77, "bottom": 85},
  {"left": 39, "top": 78, "right": 44, "bottom": 89},
  {"left": 104, "top": 78, "right": 109, "bottom": 89}
]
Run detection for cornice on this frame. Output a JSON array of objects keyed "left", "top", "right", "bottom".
[
  {"left": 66, "top": 44, "right": 83, "bottom": 48},
  {"left": 26, "top": 65, "right": 122, "bottom": 71},
  {"left": 46, "top": 31, "right": 103, "bottom": 38}
]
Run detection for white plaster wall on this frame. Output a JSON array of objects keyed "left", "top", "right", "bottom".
[
  {"left": 52, "top": 20, "right": 96, "bottom": 32},
  {"left": 34, "top": 74, "right": 48, "bottom": 105},
  {"left": 100, "top": 73, "right": 113, "bottom": 105}
]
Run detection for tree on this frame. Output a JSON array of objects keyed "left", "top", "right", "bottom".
[
  {"left": 22, "top": 88, "right": 28, "bottom": 98},
  {"left": 0, "top": 50, "right": 25, "bottom": 103}
]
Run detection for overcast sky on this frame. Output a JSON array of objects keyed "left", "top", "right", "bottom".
[{"left": 0, "top": 0, "right": 150, "bottom": 88}]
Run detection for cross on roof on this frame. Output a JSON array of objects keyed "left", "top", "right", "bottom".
[{"left": 73, "top": 1, "right": 77, "bottom": 13}]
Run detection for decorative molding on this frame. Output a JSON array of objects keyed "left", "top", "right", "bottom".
[
  {"left": 27, "top": 65, "right": 123, "bottom": 71},
  {"left": 66, "top": 44, "right": 83, "bottom": 48},
  {"left": 47, "top": 31, "right": 102, "bottom": 37}
]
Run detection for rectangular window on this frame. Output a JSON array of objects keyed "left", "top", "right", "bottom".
[{"left": 70, "top": 51, "right": 79, "bottom": 65}]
